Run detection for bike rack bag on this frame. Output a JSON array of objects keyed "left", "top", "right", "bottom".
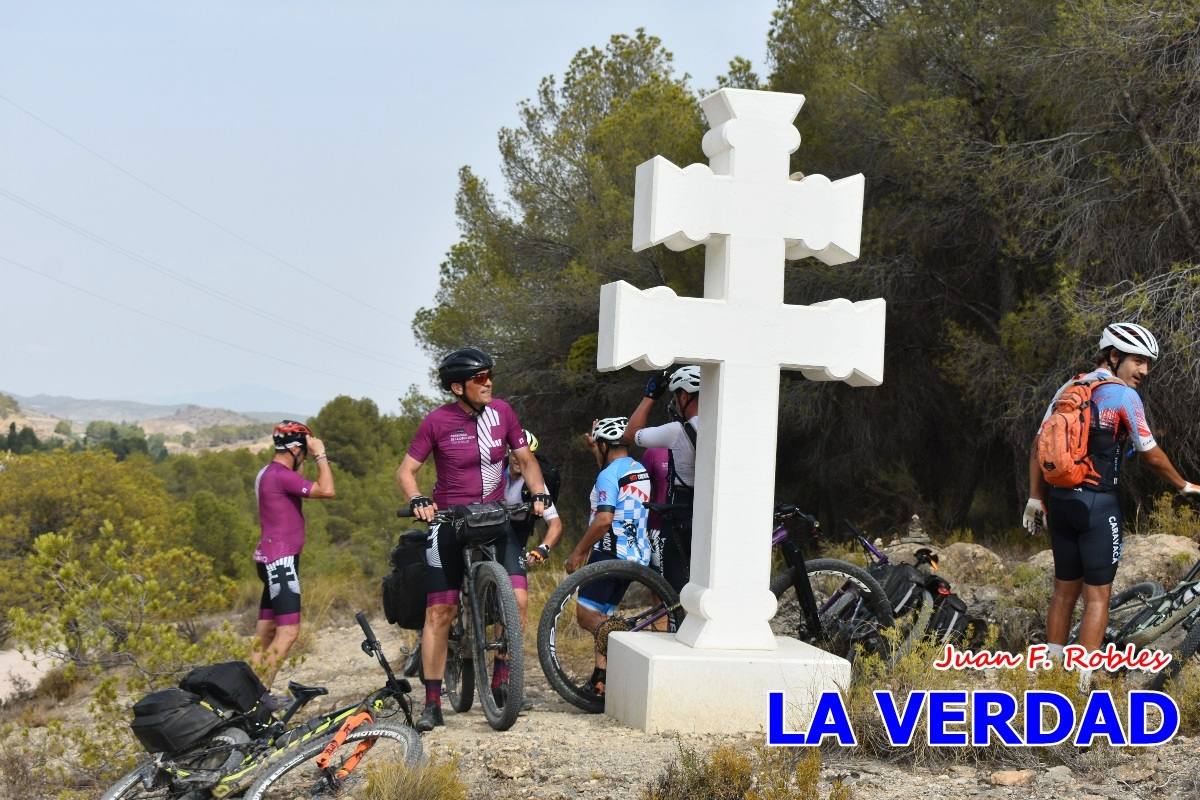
[
  {"left": 383, "top": 532, "right": 428, "bottom": 630},
  {"left": 180, "top": 661, "right": 270, "bottom": 724},
  {"left": 130, "top": 688, "right": 224, "bottom": 754},
  {"left": 869, "top": 562, "right": 925, "bottom": 616}
]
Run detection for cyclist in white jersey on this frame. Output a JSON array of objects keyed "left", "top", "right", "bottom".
[{"left": 622, "top": 365, "right": 700, "bottom": 591}]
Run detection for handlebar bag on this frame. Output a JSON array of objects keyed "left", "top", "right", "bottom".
[
  {"left": 131, "top": 688, "right": 224, "bottom": 754},
  {"left": 454, "top": 501, "right": 510, "bottom": 546},
  {"left": 383, "top": 534, "right": 428, "bottom": 630}
]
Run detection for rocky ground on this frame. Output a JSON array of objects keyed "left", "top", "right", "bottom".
[{"left": 279, "top": 616, "right": 1200, "bottom": 800}]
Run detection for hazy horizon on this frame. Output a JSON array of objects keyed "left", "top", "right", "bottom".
[{"left": 2, "top": 2, "right": 776, "bottom": 414}]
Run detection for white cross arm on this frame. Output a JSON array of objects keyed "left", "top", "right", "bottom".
[
  {"left": 632, "top": 157, "right": 864, "bottom": 266},
  {"left": 597, "top": 281, "right": 885, "bottom": 386}
]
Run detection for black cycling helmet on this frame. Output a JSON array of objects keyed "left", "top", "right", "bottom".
[
  {"left": 438, "top": 347, "right": 495, "bottom": 391},
  {"left": 273, "top": 420, "right": 312, "bottom": 451}
]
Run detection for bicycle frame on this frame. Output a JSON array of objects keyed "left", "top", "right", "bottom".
[
  {"left": 618, "top": 508, "right": 839, "bottom": 639},
  {"left": 1121, "top": 558, "right": 1200, "bottom": 648}
]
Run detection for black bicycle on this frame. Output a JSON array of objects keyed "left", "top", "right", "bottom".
[
  {"left": 538, "top": 503, "right": 894, "bottom": 713},
  {"left": 398, "top": 500, "right": 528, "bottom": 731},
  {"left": 1070, "top": 556, "right": 1200, "bottom": 690},
  {"left": 101, "top": 612, "right": 420, "bottom": 799}
]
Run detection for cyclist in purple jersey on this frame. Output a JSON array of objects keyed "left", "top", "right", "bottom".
[
  {"left": 396, "top": 347, "right": 550, "bottom": 731},
  {"left": 251, "top": 420, "right": 336, "bottom": 690},
  {"left": 642, "top": 447, "right": 670, "bottom": 573},
  {"left": 1025, "top": 323, "right": 1199, "bottom": 679}
]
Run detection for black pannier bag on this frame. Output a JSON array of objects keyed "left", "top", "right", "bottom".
[
  {"left": 382, "top": 533, "right": 427, "bottom": 630},
  {"left": 179, "top": 661, "right": 267, "bottom": 715},
  {"left": 928, "top": 592, "right": 971, "bottom": 643},
  {"left": 130, "top": 688, "right": 223, "bottom": 754},
  {"left": 872, "top": 562, "right": 926, "bottom": 616},
  {"left": 453, "top": 501, "right": 509, "bottom": 546}
]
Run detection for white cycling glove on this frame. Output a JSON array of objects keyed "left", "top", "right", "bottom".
[{"left": 1022, "top": 498, "right": 1046, "bottom": 535}]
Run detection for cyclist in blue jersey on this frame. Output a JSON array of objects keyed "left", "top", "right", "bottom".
[
  {"left": 1025, "top": 322, "right": 1199, "bottom": 676},
  {"left": 565, "top": 416, "right": 652, "bottom": 699}
]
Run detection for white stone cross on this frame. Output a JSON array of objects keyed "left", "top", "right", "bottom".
[{"left": 597, "top": 88, "right": 885, "bottom": 651}]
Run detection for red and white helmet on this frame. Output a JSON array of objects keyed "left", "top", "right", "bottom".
[{"left": 1098, "top": 322, "right": 1159, "bottom": 360}]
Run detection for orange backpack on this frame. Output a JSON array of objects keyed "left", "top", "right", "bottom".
[{"left": 1037, "top": 374, "right": 1122, "bottom": 488}]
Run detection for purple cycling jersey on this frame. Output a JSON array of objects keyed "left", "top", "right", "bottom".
[
  {"left": 254, "top": 461, "right": 313, "bottom": 563},
  {"left": 407, "top": 398, "right": 527, "bottom": 507}
]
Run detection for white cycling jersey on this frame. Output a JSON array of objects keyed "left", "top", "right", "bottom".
[{"left": 633, "top": 417, "right": 698, "bottom": 487}]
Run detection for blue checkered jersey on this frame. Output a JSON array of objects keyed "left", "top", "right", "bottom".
[{"left": 588, "top": 456, "right": 652, "bottom": 564}]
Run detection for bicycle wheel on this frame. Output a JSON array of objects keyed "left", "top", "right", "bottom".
[
  {"left": 770, "top": 558, "right": 894, "bottom": 661},
  {"left": 893, "top": 589, "right": 935, "bottom": 660},
  {"left": 538, "top": 559, "right": 680, "bottom": 714},
  {"left": 101, "top": 729, "right": 250, "bottom": 799},
  {"left": 99, "top": 763, "right": 171, "bottom": 800},
  {"left": 241, "top": 721, "right": 422, "bottom": 800},
  {"left": 445, "top": 617, "right": 474, "bottom": 713},
  {"left": 470, "top": 560, "right": 524, "bottom": 731},
  {"left": 1068, "top": 581, "right": 1163, "bottom": 644},
  {"left": 1149, "top": 615, "right": 1200, "bottom": 690}
]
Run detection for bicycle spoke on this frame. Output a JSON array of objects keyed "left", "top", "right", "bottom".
[{"left": 537, "top": 560, "right": 679, "bottom": 713}]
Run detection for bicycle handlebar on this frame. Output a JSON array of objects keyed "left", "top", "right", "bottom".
[{"left": 396, "top": 501, "right": 532, "bottom": 522}]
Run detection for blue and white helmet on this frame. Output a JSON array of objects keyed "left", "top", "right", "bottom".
[{"left": 1099, "top": 322, "right": 1159, "bottom": 360}]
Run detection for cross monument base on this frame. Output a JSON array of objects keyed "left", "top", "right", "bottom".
[{"left": 604, "top": 632, "right": 850, "bottom": 734}]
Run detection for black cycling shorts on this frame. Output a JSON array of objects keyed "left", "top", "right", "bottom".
[
  {"left": 1045, "top": 486, "right": 1123, "bottom": 586},
  {"left": 257, "top": 554, "right": 301, "bottom": 625},
  {"left": 424, "top": 520, "right": 529, "bottom": 606}
]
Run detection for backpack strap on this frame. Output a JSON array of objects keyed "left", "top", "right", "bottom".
[{"left": 681, "top": 420, "right": 697, "bottom": 449}]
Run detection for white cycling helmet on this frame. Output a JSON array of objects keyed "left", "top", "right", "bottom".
[
  {"left": 1098, "top": 322, "right": 1159, "bottom": 360},
  {"left": 668, "top": 365, "right": 701, "bottom": 394},
  {"left": 591, "top": 416, "right": 628, "bottom": 444}
]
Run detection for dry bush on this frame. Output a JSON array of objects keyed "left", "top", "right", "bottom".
[
  {"left": 362, "top": 758, "right": 467, "bottom": 800},
  {"left": 641, "top": 742, "right": 850, "bottom": 800},
  {"left": 1145, "top": 493, "right": 1200, "bottom": 542}
]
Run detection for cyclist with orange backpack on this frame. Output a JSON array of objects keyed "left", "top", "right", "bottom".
[{"left": 1025, "top": 322, "right": 1199, "bottom": 670}]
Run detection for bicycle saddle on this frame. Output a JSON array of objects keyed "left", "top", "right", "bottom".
[
  {"left": 287, "top": 681, "right": 329, "bottom": 702},
  {"left": 644, "top": 502, "right": 689, "bottom": 514}
]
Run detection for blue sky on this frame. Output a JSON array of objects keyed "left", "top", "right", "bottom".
[{"left": 1, "top": 2, "right": 776, "bottom": 414}]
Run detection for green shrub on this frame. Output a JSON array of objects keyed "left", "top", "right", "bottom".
[{"left": 6, "top": 520, "right": 244, "bottom": 789}]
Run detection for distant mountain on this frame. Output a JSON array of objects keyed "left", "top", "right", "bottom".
[{"left": 6, "top": 392, "right": 309, "bottom": 425}]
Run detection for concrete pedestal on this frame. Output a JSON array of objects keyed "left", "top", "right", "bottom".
[{"left": 605, "top": 632, "right": 850, "bottom": 734}]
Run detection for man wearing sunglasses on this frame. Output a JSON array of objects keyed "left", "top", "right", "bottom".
[{"left": 396, "top": 346, "right": 550, "bottom": 731}]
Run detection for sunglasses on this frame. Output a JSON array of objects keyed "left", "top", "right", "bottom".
[{"left": 469, "top": 370, "right": 494, "bottom": 385}]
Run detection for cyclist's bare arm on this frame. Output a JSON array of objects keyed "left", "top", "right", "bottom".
[
  {"left": 307, "top": 435, "right": 337, "bottom": 499},
  {"left": 510, "top": 446, "right": 548, "bottom": 515},
  {"left": 1140, "top": 446, "right": 1190, "bottom": 490},
  {"left": 566, "top": 511, "right": 613, "bottom": 573},
  {"left": 1027, "top": 435, "right": 1044, "bottom": 500},
  {"left": 396, "top": 454, "right": 437, "bottom": 521},
  {"left": 540, "top": 515, "right": 564, "bottom": 551}
]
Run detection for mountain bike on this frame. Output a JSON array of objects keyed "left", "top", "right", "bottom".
[
  {"left": 100, "top": 612, "right": 420, "bottom": 799},
  {"left": 537, "top": 503, "right": 894, "bottom": 713},
  {"left": 398, "top": 500, "right": 529, "bottom": 731},
  {"left": 1074, "top": 557, "right": 1200, "bottom": 690}
]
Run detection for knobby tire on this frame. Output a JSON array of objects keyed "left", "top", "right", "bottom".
[
  {"left": 538, "top": 559, "right": 680, "bottom": 714},
  {"left": 241, "top": 721, "right": 421, "bottom": 800},
  {"left": 470, "top": 559, "right": 524, "bottom": 731}
]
